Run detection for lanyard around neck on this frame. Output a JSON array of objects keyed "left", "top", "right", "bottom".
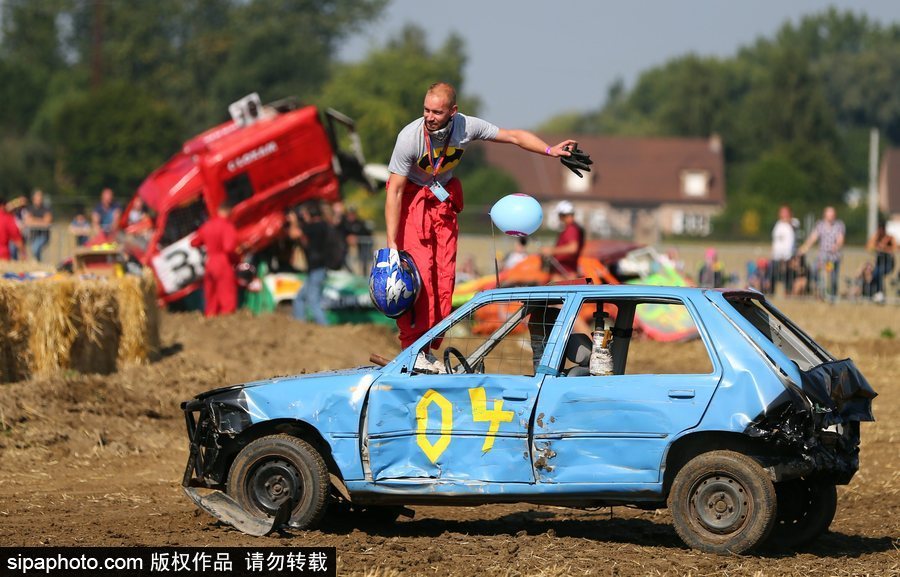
[{"left": 424, "top": 119, "right": 453, "bottom": 181}]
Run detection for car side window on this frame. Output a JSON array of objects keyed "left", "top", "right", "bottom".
[
  {"left": 627, "top": 303, "right": 712, "bottom": 375},
  {"left": 560, "top": 299, "right": 713, "bottom": 376},
  {"left": 416, "top": 297, "right": 565, "bottom": 376}
]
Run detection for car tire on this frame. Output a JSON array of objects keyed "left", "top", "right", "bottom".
[
  {"left": 767, "top": 480, "right": 837, "bottom": 549},
  {"left": 227, "top": 434, "right": 329, "bottom": 530},
  {"left": 669, "top": 450, "right": 777, "bottom": 554}
]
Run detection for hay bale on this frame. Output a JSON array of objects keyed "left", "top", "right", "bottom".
[{"left": 0, "top": 270, "right": 160, "bottom": 382}]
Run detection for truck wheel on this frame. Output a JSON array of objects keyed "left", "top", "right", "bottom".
[
  {"left": 767, "top": 480, "right": 837, "bottom": 549},
  {"left": 669, "top": 450, "right": 776, "bottom": 554},
  {"left": 228, "top": 434, "right": 329, "bottom": 530}
]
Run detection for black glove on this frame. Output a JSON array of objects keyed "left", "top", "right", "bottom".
[{"left": 560, "top": 144, "right": 593, "bottom": 178}]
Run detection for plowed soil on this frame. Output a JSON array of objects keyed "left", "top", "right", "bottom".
[{"left": 1, "top": 301, "right": 898, "bottom": 576}]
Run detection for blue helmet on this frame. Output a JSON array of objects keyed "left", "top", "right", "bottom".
[{"left": 369, "top": 248, "right": 421, "bottom": 318}]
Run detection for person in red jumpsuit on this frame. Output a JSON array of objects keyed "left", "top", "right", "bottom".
[
  {"left": 385, "top": 82, "right": 579, "bottom": 349},
  {"left": 191, "top": 202, "right": 239, "bottom": 316},
  {"left": 542, "top": 200, "right": 585, "bottom": 280},
  {"left": 0, "top": 197, "right": 25, "bottom": 261}
]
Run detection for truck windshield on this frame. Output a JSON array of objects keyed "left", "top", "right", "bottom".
[
  {"left": 725, "top": 296, "right": 833, "bottom": 371},
  {"left": 160, "top": 197, "right": 208, "bottom": 248}
]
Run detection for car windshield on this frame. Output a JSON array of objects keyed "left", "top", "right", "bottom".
[
  {"left": 725, "top": 295, "right": 832, "bottom": 371},
  {"left": 415, "top": 296, "right": 566, "bottom": 376}
]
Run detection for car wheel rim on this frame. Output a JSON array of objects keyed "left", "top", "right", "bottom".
[
  {"left": 690, "top": 474, "right": 751, "bottom": 535},
  {"left": 248, "top": 458, "right": 303, "bottom": 515}
]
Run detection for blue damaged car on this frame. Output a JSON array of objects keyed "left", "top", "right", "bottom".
[{"left": 181, "top": 285, "right": 876, "bottom": 554}]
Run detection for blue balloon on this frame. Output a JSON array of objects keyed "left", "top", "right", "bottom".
[{"left": 489, "top": 194, "right": 544, "bottom": 237}]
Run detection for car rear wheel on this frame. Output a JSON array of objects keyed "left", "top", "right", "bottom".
[
  {"left": 767, "top": 479, "right": 837, "bottom": 549},
  {"left": 669, "top": 450, "right": 777, "bottom": 554},
  {"left": 228, "top": 434, "right": 329, "bottom": 530}
]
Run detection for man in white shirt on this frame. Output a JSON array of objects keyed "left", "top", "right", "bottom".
[{"left": 771, "top": 205, "right": 796, "bottom": 294}]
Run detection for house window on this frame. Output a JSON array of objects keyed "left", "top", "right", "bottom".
[
  {"left": 681, "top": 170, "right": 709, "bottom": 197},
  {"left": 671, "top": 211, "right": 710, "bottom": 236},
  {"left": 683, "top": 213, "right": 711, "bottom": 236}
]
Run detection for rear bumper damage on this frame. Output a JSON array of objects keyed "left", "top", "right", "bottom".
[{"left": 746, "top": 359, "right": 877, "bottom": 484}]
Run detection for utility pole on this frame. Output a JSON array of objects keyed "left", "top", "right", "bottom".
[
  {"left": 90, "top": 0, "right": 104, "bottom": 90},
  {"left": 867, "top": 128, "right": 879, "bottom": 239}
]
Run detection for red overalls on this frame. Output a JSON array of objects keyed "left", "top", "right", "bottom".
[
  {"left": 191, "top": 215, "right": 238, "bottom": 317},
  {"left": 395, "top": 177, "right": 464, "bottom": 349},
  {"left": 0, "top": 210, "right": 22, "bottom": 261}
]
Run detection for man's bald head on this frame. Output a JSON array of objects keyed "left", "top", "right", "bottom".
[{"left": 427, "top": 82, "right": 457, "bottom": 109}]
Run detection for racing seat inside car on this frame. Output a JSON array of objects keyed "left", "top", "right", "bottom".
[{"left": 564, "top": 333, "right": 592, "bottom": 376}]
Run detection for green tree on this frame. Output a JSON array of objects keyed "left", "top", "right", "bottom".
[
  {"left": 52, "top": 83, "right": 184, "bottom": 196},
  {"left": 318, "top": 24, "right": 472, "bottom": 164},
  {"left": 211, "top": 0, "right": 386, "bottom": 118}
]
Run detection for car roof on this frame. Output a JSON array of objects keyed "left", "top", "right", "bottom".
[{"left": 472, "top": 283, "right": 765, "bottom": 301}]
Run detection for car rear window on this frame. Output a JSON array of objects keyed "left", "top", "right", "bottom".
[{"left": 725, "top": 296, "right": 832, "bottom": 371}]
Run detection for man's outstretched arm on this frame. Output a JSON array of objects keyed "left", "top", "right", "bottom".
[{"left": 492, "top": 129, "right": 576, "bottom": 158}]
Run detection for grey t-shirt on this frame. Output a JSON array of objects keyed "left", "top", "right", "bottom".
[{"left": 388, "top": 113, "right": 499, "bottom": 187}]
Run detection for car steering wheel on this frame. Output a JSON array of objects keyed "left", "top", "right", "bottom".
[{"left": 443, "top": 346, "right": 473, "bottom": 374}]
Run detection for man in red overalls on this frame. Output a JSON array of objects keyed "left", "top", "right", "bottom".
[
  {"left": 191, "top": 202, "right": 238, "bottom": 316},
  {"left": 385, "top": 82, "right": 579, "bottom": 350},
  {"left": 0, "top": 197, "right": 25, "bottom": 261}
]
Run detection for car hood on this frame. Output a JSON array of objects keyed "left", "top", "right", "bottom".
[{"left": 194, "top": 366, "right": 379, "bottom": 401}]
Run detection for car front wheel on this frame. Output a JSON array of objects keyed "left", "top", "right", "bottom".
[
  {"left": 669, "top": 450, "right": 777, "bottom": 554},
  {"left": 227, "top": 434, "right": 330, "bottom": 530},
  {"left": 767, "top": 479, "right": 837, "bottom": 549}
]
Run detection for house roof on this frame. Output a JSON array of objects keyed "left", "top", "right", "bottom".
[
  {"left": 879, "top": 148, "right": 900, "bottom": 215},
  {"left": 480, "top": 134, "right": 726, "bottom": 206}
]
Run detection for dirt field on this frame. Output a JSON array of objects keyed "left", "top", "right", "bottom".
[{"left": 1, "top": 301, "right": 898, "bottom": 576}]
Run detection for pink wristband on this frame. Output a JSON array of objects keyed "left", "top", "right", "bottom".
[{"left": 545, "top": 146, "right": 552, "bottom": 156}]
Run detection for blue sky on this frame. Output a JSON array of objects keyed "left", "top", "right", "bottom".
[{"left": 340, "top": 1, "right": 900, "bottom": 128}]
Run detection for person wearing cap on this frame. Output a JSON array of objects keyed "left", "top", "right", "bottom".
[
  {"left": 385, "top": 81, "right": 581, "bottom": 348},
  {"left": 542, "top": 200, "right": 584, "bottom": 279}
]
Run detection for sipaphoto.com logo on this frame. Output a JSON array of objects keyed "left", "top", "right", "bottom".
[{"left": 227, "top": 141, "right": 278, "bottom": 172}]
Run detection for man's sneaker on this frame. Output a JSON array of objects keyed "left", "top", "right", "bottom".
[{"left": 414, "top": 351, "right": 445, "bottom": 373}]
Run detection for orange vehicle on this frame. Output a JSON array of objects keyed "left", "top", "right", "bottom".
[
  {"left": 119, "top": 94, "right": 372, "bottom": 303},
  {"left": 456, "top": 240, "right": 697, "bottom": 341}
]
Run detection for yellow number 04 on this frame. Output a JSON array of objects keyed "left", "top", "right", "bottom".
[{"left": 415, "top": 387, "right": 515, "bottom": 463}]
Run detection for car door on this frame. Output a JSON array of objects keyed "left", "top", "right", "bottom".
[
  {"left": 365, "top": 294, "right": 569, "bottom": 484},
  {"left": 532, "top": 297, "right": 722, "bottom": 484}
]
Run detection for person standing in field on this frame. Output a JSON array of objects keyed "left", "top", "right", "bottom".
[
  {"left": 866, "top": 220, "right": 896, "bottom": 301},
  {"left": 288, "top": 202, "right": 330, "bottom": 326},
  {"left": 384, "top": 81, "right": 585, "bottom": 349},
  {"left": 22, "top": 189, "right": 53, "bottom": 262},
  {"left": 799, "top": 206, "right": 845, "bottom": 302},
  {"left": 771, "top": 205, "right": 796, "bottom": 294},
  {"left": 542, "top": 200, "right": 584, "bottom": 280},
  {"left": 191, "top": 202, "right": 239, "bottom": 317},
  {"left": 92, "top": 187, "right": 122, "bottom": 241}
]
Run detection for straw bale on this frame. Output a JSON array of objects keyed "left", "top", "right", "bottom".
[
  {"left": 0, "top": 281, "right": 30, "bottom": 382},
  {"left": 68, "top": 278, "right": 120, "bottom": 375},
  {"left": 0, "top": 271, "right": 160, "bottom": 382},
  {"left": 116, "top": 270, "right": 161, "bottom": 366}
]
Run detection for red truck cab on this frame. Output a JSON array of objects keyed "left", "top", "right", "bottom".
[{"left": 120, "top": 96, "right": 370, "bottom": 303}]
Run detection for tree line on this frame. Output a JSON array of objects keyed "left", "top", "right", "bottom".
[
  {"left": 540, "top": 9, "right": 900, "bottom": 241},
  {"left": 2, "top": 4, "right": 898, "bottom": 242}
]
